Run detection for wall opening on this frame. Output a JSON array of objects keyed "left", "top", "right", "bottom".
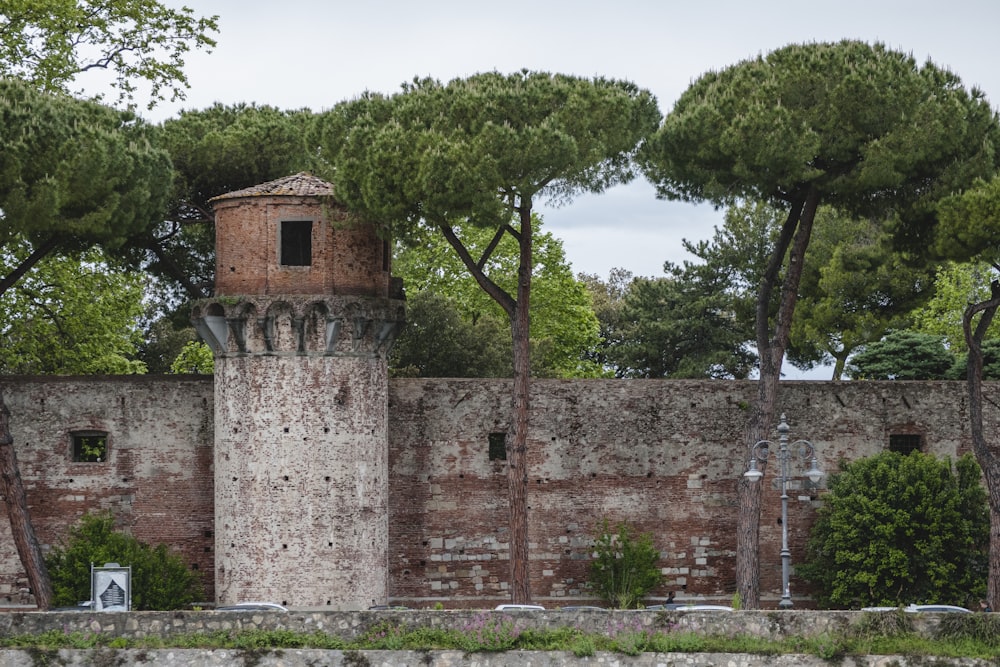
[
  {"left": 488, "top": 432, "right": 507, "bottom": 461},
  {"left": 889, "top": 433, "right": 923, "bottom": 455},
  {"left": 280, "top": 220, "right": 313, "bottom": 266},
  {"left": 72, "top": 431, "right": 108, "bottom": 462}
]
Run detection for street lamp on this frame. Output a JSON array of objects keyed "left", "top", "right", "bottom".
[{"left": 744, "top": 413, "right": 823, "bottom": 609}]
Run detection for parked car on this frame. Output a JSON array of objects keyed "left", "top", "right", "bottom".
[
  {"left": 494, "top": 604, "right": 545, "bottom": 611},
  {"left": 675, "top": 605, "right": 734, "bottom": 612},
  {"left": 558, "top": 605, "right": 605, "bottom": 611},
  {"left": 861, "top": 604, "right": 970, "bottom": 613},
  {"left": 215, "top": 602, "right": 288, "bottom": 612},
  {"left": 51, "top": 601, "right": 93, "bottom": 612},
  {"left": 368, "top": 605, "right": 410, "bottom": 610}
]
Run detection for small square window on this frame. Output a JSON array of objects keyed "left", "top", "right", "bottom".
[
  {"left": 889, "top": 433, "right": 922, "bottom": 455},
  {"left": 72, "top": 432, "right": 107, "bottom": 462},
  {"left": 280, "top": 220, "right": 312, "bottom": 266},
  {"left": 488, "top": 432, "right": 507, "bottom": 461}
]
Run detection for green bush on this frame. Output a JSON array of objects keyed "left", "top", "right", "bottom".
[
  {"left": 800, "top": 451, "right": 988, "bottom": 608},
  {"left": 588, "top": 519, "right": 662, "bottom": 609},
  {"left": 46, "top": 512, "right": 203, "bottom": 610}
]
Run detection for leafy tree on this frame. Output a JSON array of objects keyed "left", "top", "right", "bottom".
[
  {"left": 128, "top": 103, "right": 318, "bottom": 309},
  {"left": 641, "top": 40, "right": 1000, "bottom": 608},
  {"left": 0, "top": 0, "right": 218, "bottom": 109},
  {"left": 790, "top": 208, "right": 934, "bottom": 380},
  {"left": 390, "top": 291, "right": 510, "bottom": 378},
  {"left": 846, "top": 331, "right": 956, "bottom": 380},
  {"left": 577, "top": 267, "right": 633, "bottom": 374},
  {"left": 612, "top": 271, "right": 755, "bottom": 379},
  {"left": 316, "top": 71, "right": 660, "bottom": 602},
  {"left": 46, "top": 513, "right": 202, "bottom": 610},
  {"left": 800, "top": 452, "right": 988, "bottom": 609},
  {"left": 393, "top": 218, "right": 604, "bottom": 378},
  {"left": 0, "top": 78, "right": 173, "bottom": 609},
  {"left": 0, "top": 248, "right": 147, "bottom": 374},
  {"left": 948, "top": 339, "right": 1000, "bottom": 381},
  {"left": 912, "top": 262, "right": 1000, "bottom": 350},
  {"left": 931, "top": 176, "right": 1000, "bottom": 612},
  {"left": 588, "top": 519, "right": 662, "bottom": 609},
  {"left": 169, "top": 341, "right": 214, "bottom": 375},
  {"left": 138, "top": 312, "right": 199, "bottom": 374}
]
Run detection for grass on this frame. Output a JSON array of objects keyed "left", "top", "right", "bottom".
[{"left": 1, "top": 612, "right": 999, "bottom": 659}]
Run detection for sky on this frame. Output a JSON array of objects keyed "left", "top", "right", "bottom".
[{"left": 112, "top": 0, "right": 1000, "bottom": 282}]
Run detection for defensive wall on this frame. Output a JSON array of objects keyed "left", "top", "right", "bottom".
[{"left": 0, "top": 376, "right": 989, "bottom": 608}]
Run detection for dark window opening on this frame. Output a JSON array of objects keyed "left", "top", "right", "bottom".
[
  {"left": 382, "top": 239, "right": 390, "bottom": 272},
  {"left": 72, "top": 432, "right": 107, "bottom": 462},
  {"left": 280, "top": 220, "right": 312, "bottom": 266},
  {"left": 488, "top": 432, "right": 507, "bottom": 461},
  {"left": 889, "top": 433, "right": 923, "bottom": 455}
]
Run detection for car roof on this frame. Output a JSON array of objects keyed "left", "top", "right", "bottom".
[{"left": 494, "top": 604, "right": 545, "bottom": 610}]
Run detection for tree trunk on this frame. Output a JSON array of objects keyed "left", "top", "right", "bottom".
[
  {"left": 962, "top": 281, "right": 1000, "bottom": 612},
  {"left": 438, "top": 209, "right": 535, "bottom": 603},
  {"left": 736, "top": 188, "right": 819, "bottom": 609},
  {"left": 506, "top": 206, "right": 533, "bottom": 604},
  {"left": 0, "top": 391, "right": 53, "bottom": 609}
]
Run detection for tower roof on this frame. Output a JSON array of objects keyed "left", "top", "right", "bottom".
[{"left": 210, "top": 172, "right": 334, "bottom": 202}]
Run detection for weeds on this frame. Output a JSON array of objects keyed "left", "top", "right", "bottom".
[{"left": 0, "top": 614, "right": 999, "bottom": 659}]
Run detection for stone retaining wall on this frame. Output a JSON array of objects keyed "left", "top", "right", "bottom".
[
  {"left": 0, "top": 610, "right": 989, "bottom": 667},
  {"left": 0, "top": 609, "right": 954, "bottom": 641}
]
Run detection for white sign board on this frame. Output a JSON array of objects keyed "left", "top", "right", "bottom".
[{"left": 91, "top": 565, "right": 131, "bottom": 612}]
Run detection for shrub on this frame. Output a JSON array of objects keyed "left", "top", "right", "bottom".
[
  {"left": 588, "top": 519, "right": 662, "bottom": 609},
  {"left": 46, "top": 512, "right": 203, "bottom": 610},
  {"left": 799, "top": 451, "right": 988, "bottom": 608}
]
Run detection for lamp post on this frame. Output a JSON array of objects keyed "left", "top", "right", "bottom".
[{"left": 743, "top": 413, "right": 823, "bottom": 609}]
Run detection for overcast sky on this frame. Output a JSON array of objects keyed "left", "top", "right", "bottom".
[{"left": 107, "top": 0, "right": 1000, "bottom": 282}]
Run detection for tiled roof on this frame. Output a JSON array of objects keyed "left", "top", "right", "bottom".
[{"left": 210, "top": 172, "right": 334, "bottom": 201}]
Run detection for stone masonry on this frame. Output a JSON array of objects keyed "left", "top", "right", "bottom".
[{"left": 0, "top": 376, "right": 990, "bottom": 608}]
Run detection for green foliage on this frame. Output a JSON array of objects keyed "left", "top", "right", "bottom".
[
  {"left": 588, "top": 519, "right": 662, "bottom": 609},
  {"left": 169, "top": 341, "right": 214, "bottom": 375},
  {"left": 800, "top": 451, "right": 989, "bottom": 608},
  {"left": 0, "top": 78, "right": 172, "bottom": 259},
  {"left": 45, "top": 512, "right": 202, "bottom": 610},
  {"left": 390, "top": 291, "right": 511, "bottom": 378},
  {"left": 392, "top": 218, "right": 604, "bottom": 377},
  {"left": 5, "top": 619, "right": 1000, "bottom": 659},
  {"left": 0, "top": 0, "right": 219, "bottom": 110},
  {"left": 790, "top": 207, "right": 934, "bottom": 379},
  {"left": 316, "top": 71, "right": 661, "bottom": 236},
  {"left": 911, "top": 263, "right": 1000, "bottom": 350},
  {"left": 132, "top": 103, "right": 318, "bottom": 307},
  {"left": 642, "top": 40, "right": 999, "bottom": 226},
  {"left": 0, "top": 248, "right": 147, "bottom": 374},
  {"left": 611, "top": 270, "right": 755, "bottom": 379},
  {"left": 846, "top": 331, "right": 956, "bottom": 380}
]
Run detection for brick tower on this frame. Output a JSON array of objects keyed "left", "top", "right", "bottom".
[{"left": 191, "top": 173, "right": 404, "bottom": 609}]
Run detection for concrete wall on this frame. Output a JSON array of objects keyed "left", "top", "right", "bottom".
[{"left": 0, "top": 377, "right": 991, "bottom": 608}]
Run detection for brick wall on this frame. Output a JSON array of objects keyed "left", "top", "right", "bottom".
[
  {"left": 0, "top": 377, "right": 991, "bottom": 608},
  {"left": 213, "top": 197, "right": 389, "bottom": 297},
  {"left": 0, "top": 376, "right": 215, "bottom": 603}
]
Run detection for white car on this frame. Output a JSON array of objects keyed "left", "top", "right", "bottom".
[
  {"left": 674, "top": 604, "right": 734, "bottom": 612},
  {"left": 861, "top": 604, "right": 970, "bottom": 614},
  {"left": 494, "top": 604, "right": 545, "bottom": 611},
  {"left": 215, "top": 602, "right": 288, "bottom": 612}
]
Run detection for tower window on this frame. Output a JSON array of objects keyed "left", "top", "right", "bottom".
[
  {"left": 72, "top": 432, "right": 107, "bottom": 462},
  {"left": 280, "top": 220, "right": 312, "bottom": 266},
  {"left": 889, "top": 433, "right": 922, "bottom": 455}
]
